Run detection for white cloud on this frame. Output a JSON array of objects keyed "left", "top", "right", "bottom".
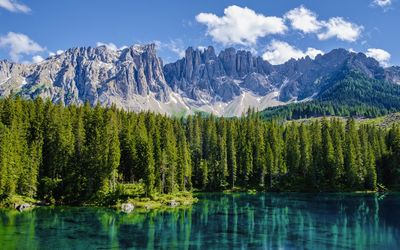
[
  {"left": 154, "top": 39, "right": 186, "bottom": 58},
  {"left": 373, "top": 0, "right": 392, "bottom": 7},
  {"left": 305, "top": 47, "right": 324, "bottom": 59},
  {"left": 96, "top": 42, "right": 127, "bottom": 51},
  {"left": 348, "top": 48, "right": 356, "bottom": 53},
  {"left": 317, "top": 17, "right": 363, "bottom": 42},
  {"left": 165, "top": 41, "right": 185, "bottom": 58},
  {"left": 197, "top": 46, "right": 207, "bottom": 51},
  {"left": 48, "top": 50, "right": 64, "bottom": 57},
  {"left": 196, "top": 5, "right": 287, "bottom": 46},
  {"left": 196, "top": 5, "right": 362, "bottom": 45},
  {"left": 284, "top": 6, "right": 322, "bottom": 33},
  {"left": 96, "top": 42, "right": 118, "bottom": 51},
  {"left": 0, "top": 32, "right": 44, "bottom": 62},
  {"left": 262, "top": 40, "right": 323, "bottom": 65},
  {"left": 285, "top": 6, "right": 363, "bottom": 42},
  {"left": 32, "top": 55, "right": 44, "bottom": 63},
  {"left": 365, "top": 48, "right": 391, "bottom": 66},
  {"left": 0, "top": 0, "right": 30, "bottom": 13}
]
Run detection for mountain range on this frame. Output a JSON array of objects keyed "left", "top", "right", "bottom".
[{"left": 1, "top": 43, "right": 400, "bottom": 117}]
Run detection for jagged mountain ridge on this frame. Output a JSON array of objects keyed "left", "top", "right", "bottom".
[{"left": 0, "top": 44, "right": 399, "bottom": 116}]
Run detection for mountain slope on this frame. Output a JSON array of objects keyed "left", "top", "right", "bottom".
[
  {"left": 1, "top": 44, "right": 400, "bottom": 117},
  {"left": 261, "top": 71, "right": 400, "bottom": 119},
  {"left": 0, "top": 44, "right": 190, "bottom": 114}
]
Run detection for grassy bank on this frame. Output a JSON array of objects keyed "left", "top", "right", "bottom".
[
  {"left": 114, "top": 192, "right": 198, "bottom": 212},
  {"left": 0, "top": 195, "right": 38, "bottom": 209},
  {"left": 0, "top": 183, "right": 198, "bottom": 212}
]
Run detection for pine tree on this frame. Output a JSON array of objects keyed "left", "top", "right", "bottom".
[
  {"left": 310, "top": 120, "right": 322, "bottom": 190},
  {"left": 176, "top": 122, "right": 191, "bottom": 191},
  {"left": 298, "top": 123, "right": 311, "bottom": 180},
  {"left": 119, "top": 114, "right": 136, "bottom": 183},
  {"left": 226, "top": 122, "right": 237, "bottom": 189},
  {"left": 215, "top": 132, "right": 228, "bottom": 190},
  {"left": 330, "top": 119, "right": 345, "bottom": 189},
  {"left": 266, "top": 122, "right": 283, "bottom": 189},
  {"left": 135, "top": 118, "right": 155, "bottom": 195},
  {"left": 285, "top": 123, "right": 300, "bottom": 179},
  {"left": 199, "top": 159, "right": 208, "bottom": 189},
  {"left": 344, "top": 119, "right": 360, "bottom": 189},
  {"left": 265, "top": 141, "right": 274, "bottom": 190},
  {"left": 64, "top": 106, "right": 86, "bottom": 201},
  {"left": 104, "top": 109, "right": 121, "bottom": 193},
  {"left": 41, "top": 102, "right": 74, "bottom": 200},
  {"left": 321, "top": 118, "right": 335, "bottom": 189},
  {"left": 365, "top": 141, "right": 377, "bottom": 190},
  {"left": 0, "top": 124, "right": 17, "bottom": 196},
  {"left": 147, "top": 114, "right": 163, "bottom": 192},
  {"left": 189, "top": 115, "right": 202, "bottom": 189},
  {"left": 160, "top": 120, "right": 177, "bottom": 193},
  {"left": 253, "top": 122, "right": 266, "bottom": 187}
]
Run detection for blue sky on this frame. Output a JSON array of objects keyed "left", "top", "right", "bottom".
[{"left": 0, "top": 0, "right": 398, "bottom": 66}]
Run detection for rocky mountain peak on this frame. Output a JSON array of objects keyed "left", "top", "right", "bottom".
[
  {"left": 0, "top": 43, "right": 171, "bottom": 110},
  {"left": 1, "top": 44, "right": 399, "bottom": 116}
]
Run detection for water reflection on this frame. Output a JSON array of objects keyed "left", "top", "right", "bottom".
[{"left": 0, "top": 193, "right": 400, "bottom": 249}]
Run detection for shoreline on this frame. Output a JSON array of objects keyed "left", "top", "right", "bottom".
[
  {"left": 2, "top": 190, "right": 395, "bottom": 213},
  {"left": 0, "top": 192, "right": 198, "bottom": 213}
]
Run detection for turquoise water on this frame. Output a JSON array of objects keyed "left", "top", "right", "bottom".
[{"left": 1, "top": 193, "right": 400, "bottom": 249}]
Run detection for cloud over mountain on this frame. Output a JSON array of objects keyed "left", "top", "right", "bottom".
[
  {"left": 366, "top": 48, "right": 391, "bottom": 66},
  {"left": 284, "top": 6, "right": 322, "bottom": 33},
  {"left": 0, "top": 32, "right": 44, "bottom": 62},
  {"left": 262, "top": 40, "right": 323, "bottom": 65},
  {"left": 196, "top": 5, "right": 287, "bottom": 46}
]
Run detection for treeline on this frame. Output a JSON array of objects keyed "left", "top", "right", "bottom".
[
  {"left": 1, "top": 98, "right": 400, "bottom": 204},
  {"left": 262, "top": 72, "right": 400, "bottom": 120},
  {"left": 261, "top": 101, "right": 392, "bottom": 120}
]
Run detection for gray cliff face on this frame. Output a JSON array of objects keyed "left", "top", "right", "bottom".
[
  {"left": 164, "top": 47, "right": 392, "bottom": 104},
  {"left": 163, "top": 46, "right": 274, "bottom": 102},
  {"left": 0, "top": 44, "right": 170, "bottom": 109},
  {"left": 267, "top": 49, "right": 387, "bottom": 101},
  {"left": 1, "top": 44, "right": 399, "bottom": 116}
]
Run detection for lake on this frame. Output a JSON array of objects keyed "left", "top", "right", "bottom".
[{"left": 1, "top": 193, "right": 400, "bottom": 249}]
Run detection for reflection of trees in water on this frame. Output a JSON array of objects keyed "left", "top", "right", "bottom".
[
  {"left": 0, "top": 209, "right": 39, "bottom": 249},
  {"left": 0, "top": 194, "right": 399, "bottom": 248},
  {"left": 185, "top": 193, "right": 400, "bottom": 249}
]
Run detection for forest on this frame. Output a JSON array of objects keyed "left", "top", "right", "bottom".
[{"left": 1, "top": 97, "right": 400, "bottom": 205}]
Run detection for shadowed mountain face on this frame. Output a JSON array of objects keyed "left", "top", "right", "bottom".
[{"left": 1, "top": 44, "right": 399, "bottom": 116}]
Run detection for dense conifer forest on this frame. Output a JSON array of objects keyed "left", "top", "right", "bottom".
[{"left": 1, "top": 97, "right": 400, "bottom": 205}]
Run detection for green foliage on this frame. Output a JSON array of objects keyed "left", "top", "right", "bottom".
[
  {"left": 1, "top": 97, "right": 400, "bottom": 207},
  {"left": 115, "top": 183, "right": 146, "bottom": 199}
]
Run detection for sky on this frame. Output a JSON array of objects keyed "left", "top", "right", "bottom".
[{"left": 0, "top": 0, "right": 398, "bottom": 66}]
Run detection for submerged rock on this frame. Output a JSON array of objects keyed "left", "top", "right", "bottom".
[{"left": 121, "top": 203, "right": 134, "bottom": 213}]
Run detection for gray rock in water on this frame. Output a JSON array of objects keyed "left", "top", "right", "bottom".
[
  {"left": 168, "top": 200, "right": 179, "bottom": 207},
  {"left": 121, "top": 203, "right": 134, "bottom": 213},
  {"left": 15, "top": 203, "right": 31, "bottom": 212}
]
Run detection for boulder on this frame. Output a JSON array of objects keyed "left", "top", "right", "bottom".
[
  {"left": 121, "top": 203, "right": 134, "bottom": 213},
  {"left": 168, "top": 200, "right": 179, "bottom": 207},
  {"left": 15, "top": 203, "right": 31, "bottom": 212}
]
